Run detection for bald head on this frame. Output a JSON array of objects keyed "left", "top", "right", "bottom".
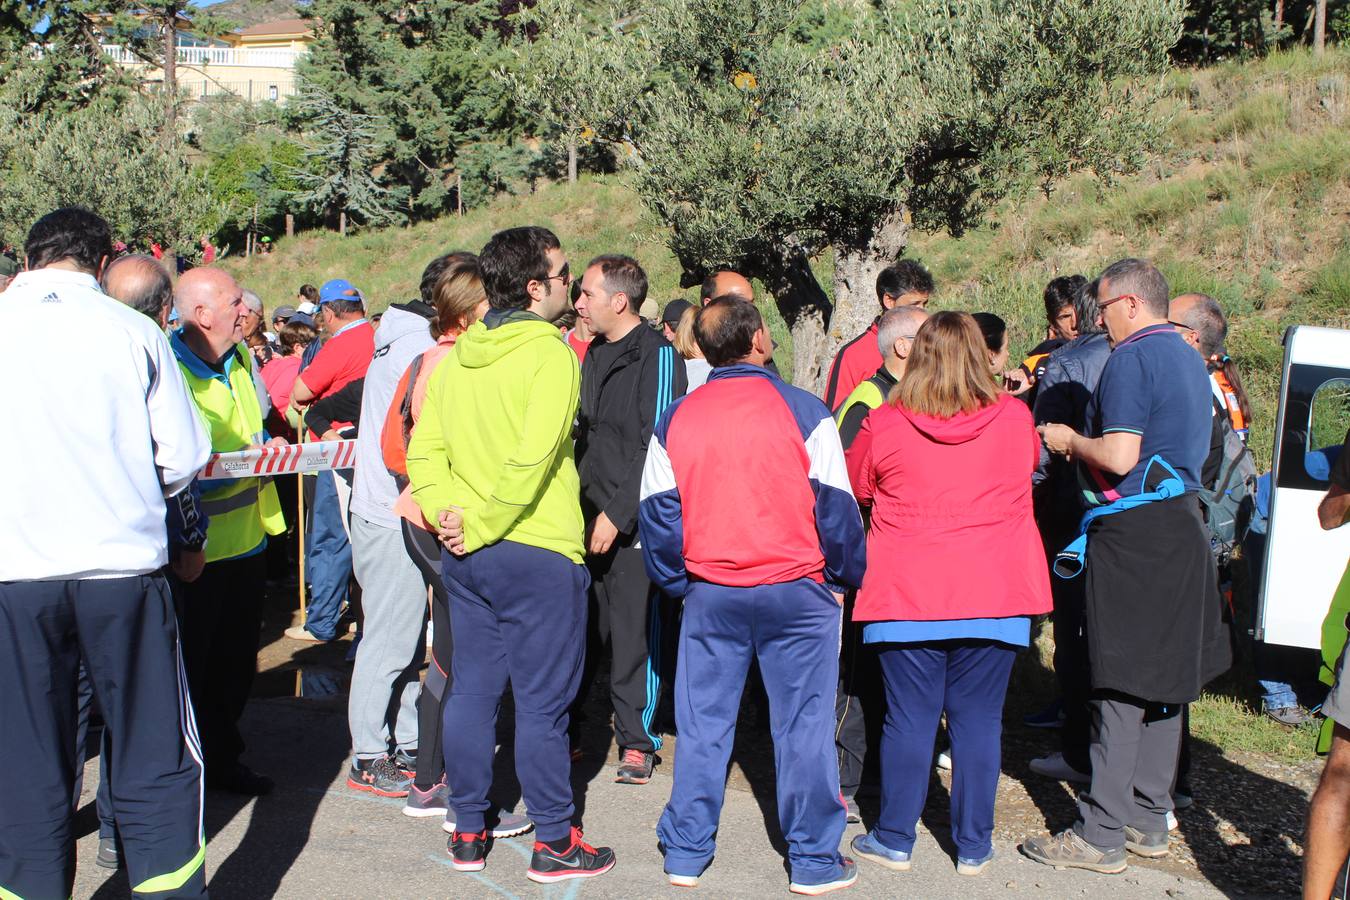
[
  {"left": 878, "top": 306, "right": 928, "bottom": 359},
  {"left": 700, "top": 271, "right": 754, "bottom": 306},
  {"left": 102, "top": 255, "right": 173, "bottom": 327},
  {"left": 176, "top": 267, "right": 246, "bottom": 358}
]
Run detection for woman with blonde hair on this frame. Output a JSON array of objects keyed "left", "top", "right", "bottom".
[
  {"left": 845, "top": 311, "right": 1051, "bottom": 877},
  {"left": 673, "top": 305, "right": 711, "bottom": 388},
  {"left": 378, "top": 254, "right": 527, "bottom": 835}
]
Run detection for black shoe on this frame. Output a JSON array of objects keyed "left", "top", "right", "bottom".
[
  {"left": 95, "top": 837, "right": 120, "bottom": 869},
  {"left": 447, "top": 830, "right": 488, "bottom": 872},
  {"left": 526, "top": 828, "right": 616, "bottom": 883},
  {"left": 207, "top": 764, "right": 274, "bottom": 796},
  {"left": 615, "top": 748, "right": 655, "bottom": 785}
]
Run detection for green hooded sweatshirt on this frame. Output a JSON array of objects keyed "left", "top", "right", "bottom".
[{"left": 406, "top": 314, "right": 584, "bottom": 562}]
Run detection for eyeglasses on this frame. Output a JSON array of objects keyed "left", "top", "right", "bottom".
[
  {"left": 1097, "top": 293, "right": 1140, "bottom": 311},
  {"left": 543, "top": 263, "right": 571, "bottom": 286},
  {"left": 1168, "top": 320, "right": 1196, "bottom": 332}
]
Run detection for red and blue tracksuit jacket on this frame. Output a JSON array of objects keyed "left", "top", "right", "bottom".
[{"left": 637, "top": 364, "right": 867, "bottom": 596}]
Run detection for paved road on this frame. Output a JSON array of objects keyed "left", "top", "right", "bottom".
[{"left": 72, "top": 697, "right": 1223, "bottom": 899}]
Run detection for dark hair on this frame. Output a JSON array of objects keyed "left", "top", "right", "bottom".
[
  {"left": 420, "top": 252, "right": 471, "bottom": 306},
  {"left": 1099, "top": 258, "right": 1169, "bottom": 316},
  {"left": 971, "top": 312, "right": 1007, "bottom": 354},
  {"left": 279, "top": 320, "right": 318, "bottom": 355},
  {"left": 875, "top": 259, "right": 934, "bottom": 305},
  {"left": 298, "top": 283, "right": 320, "bottom": 303},
  {"left": 1074, "top": 278, "right": 1103, "bottom": 335},
  {"left": 555, "top": 307, "right": 577, "bottom": 330},
  {"left": 479, "top": 226, "right": 561, "bottom": 311},
  {"left": 699, "top": 273, "right": 718, "bottom": 303},
  {"left": 322, "top": 298, "right": 364, "bottom": 317},
  {"left": 25, "top": 207, "right": 113, "bottom": 273},
  {"left": 101, "top": 255, "right": 172, "bottom": 322},
  {"left": 695, "top": 296, "right": 763, "bottom": 366},
  {"left": 587, "top": 254, "right": 648, "bottom": 308},
  {"left": 1043, "top": 275, "right": 1087, "bottom": 325}
]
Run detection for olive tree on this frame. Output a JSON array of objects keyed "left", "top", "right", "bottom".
[{"left": 523, "top": 0, "right": 1184, "bottom": 389}]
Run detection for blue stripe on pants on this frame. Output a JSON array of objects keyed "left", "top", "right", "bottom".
[
  {"left": 440, "top": 541, "right": 589, "bottom": 843},
  {"left": 874, "top": 640, "right": 1015, "bottom": 860},
  {"left": 658, "top": 579, "right": 846, "bottom": 884}
]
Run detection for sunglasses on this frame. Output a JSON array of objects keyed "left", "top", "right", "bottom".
[
  {"left": 1097, "top": 293, "right": 1141, "bottom": 311},
  {"left": 542, "top": 263, "right": 571, "bottom": 286}
]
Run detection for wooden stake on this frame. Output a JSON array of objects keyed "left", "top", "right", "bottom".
[{"left": 297, "top": 475, "right": 307, "bottom": 625}]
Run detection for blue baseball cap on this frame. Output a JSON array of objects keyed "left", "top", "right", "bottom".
[{"left": 318, "top": 278, "right": 363, "bottom": 305}]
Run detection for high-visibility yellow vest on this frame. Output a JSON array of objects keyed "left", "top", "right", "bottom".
[{"left": 172, "top": 334, "right": 286, "bottom": 562}]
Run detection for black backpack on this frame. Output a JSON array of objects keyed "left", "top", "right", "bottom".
[{"left": 1199, "top": 411, "right": 1257, "bottom": 565}]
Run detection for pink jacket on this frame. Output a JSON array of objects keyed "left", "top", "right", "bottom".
[{"left": 846, "top": 393, "right": 1052, "bottom": 623}]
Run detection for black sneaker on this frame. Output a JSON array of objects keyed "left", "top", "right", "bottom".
[
  {"left": 526, "top": 828, "right": 616, "bottom": 883},
  {"left": 207, "top": 763, "right": 274, "bottom": 796},
  {"left": 95, "top": 837, "right": 120, "bottom": 869},
  {"left": 447, "top": 830, "right": 488, "bottom": 872},
  {"left": 347, "top": 756, "right": 412, "bottom": 798},
  {"left": 393, "top": 748, "right": 417, "bottom": 777}
]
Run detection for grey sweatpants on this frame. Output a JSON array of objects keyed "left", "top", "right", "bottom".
[
  {"left": 348, "top": 513, "right": 427, "bottom": 759},
  {"left": 1075, "top": 694, "right": 1182, "bottom": 849}
]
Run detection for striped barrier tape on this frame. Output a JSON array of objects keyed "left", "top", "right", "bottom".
[{"left": 198, "top": 440, "right": 358, "bottom": 481}]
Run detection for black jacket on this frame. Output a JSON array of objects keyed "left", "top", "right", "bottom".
[{"left": 576, "top": 323, "right": 686, "bottom": 539}]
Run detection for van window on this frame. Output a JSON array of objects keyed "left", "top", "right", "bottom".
[{"left": 1306, "top": 378, "right": 1350, "bottom": 481}]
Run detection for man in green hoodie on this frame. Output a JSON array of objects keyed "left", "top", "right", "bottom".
[{"left": 406, "top": 226, "right": 616, "bottom": 884}]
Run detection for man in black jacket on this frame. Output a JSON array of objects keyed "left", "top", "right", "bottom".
[{"left": 574, "top": 255, "right": 687, "bottom": 784}]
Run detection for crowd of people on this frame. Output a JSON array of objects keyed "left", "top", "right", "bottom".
[{"left": 3, "top": 205, "right": 1350, "bottom": 899}]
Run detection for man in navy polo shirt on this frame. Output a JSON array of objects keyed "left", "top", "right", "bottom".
[{"left": 1022, "top": 258, "right": 1231, "bottom": 874}]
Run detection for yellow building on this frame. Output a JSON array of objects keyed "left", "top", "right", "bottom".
[{"left": 102, "top": 17, "right": 314, "bottom": 103}]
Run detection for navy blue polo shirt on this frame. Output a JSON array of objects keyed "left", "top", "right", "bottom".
[{"left": 1080, "top": 324, "right": 1212, "bottom": 505}]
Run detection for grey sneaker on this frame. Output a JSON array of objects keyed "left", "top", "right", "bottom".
[
  {"left": 404, "top": 782, "right": 449, "bottom": 818},
  {"left": 1265, "top": 705, "right": 1310, "bottom": 727},
  {"left": 844, "top": 796, "right": 861, "bottom": 824},
  {"left": 444, "top": 809, "right": 534, "bottom": 838},
  {"left": 1123, "top": 825, "right": 1169, "bottom": 858},
  {"left": 95, "top": 837, "right": 119, "bottom": 869},
  {"left": 1021, "top": 829, "right": 1127, "bottom": 874}
]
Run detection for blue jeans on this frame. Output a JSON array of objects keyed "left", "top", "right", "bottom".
[
  {"left": 875, "top": 640, "right": 1016, "bottom": 861},
  {"left": 304, "top": 469, "right": 352, "bottom": 640},
  {"left": 440, "top": 541, "right": 589, "bottom": 843},
  {"left": 659, "top": 579, "right": 847, "bottom": 886}
]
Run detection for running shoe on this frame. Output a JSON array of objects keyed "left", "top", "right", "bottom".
[
  {"left": 1021, "top": 830, "right": 1127, "bottom": 874},
  {"left": 1028, "top": 752, "right": 1091, "bottom": 785},
  {"left": 1022, "top": 699, "right": 1066, "bottom": 729},
  {"left": 444, "top": 810, "right": 534, "bottom": 838},
  {"left": 957, "top": 849, "right": 995, "bottom": 876},
  {"left": 347, "top": 756, "right": 412, "bottom": 798},
  {"left": 845, "top": 795, "right": 861, "bottom": 824},
  {"left": 851, "top": 831, "right": 911, "bottom": 871},
  {"left": 615, "top": 748, "right": 655, "bottom": 784},
  {"left": 526, "top": 828, "right": 616, "bottom": 883},
  {"left": 936, "top": 751, "right": 952, "bottom": 771},
  {"left": 447, "top": 830, "right": 487, "bottom": 872},
  {"left": 96, "top": 837, "right": 120, "bottom": 870},
  {"left": 404, "top": 782, "right": 449, "bottom": 818},
  {"left": 1123, "top": 825, "right": 1169, "bottom": 858},
  {"left": 789, "top": 857, "right": 858, "bottom": 895},
  {"left": 393, "top": 748, "right": 417, "bottom": 777}
]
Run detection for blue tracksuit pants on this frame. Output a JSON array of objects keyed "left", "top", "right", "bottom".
[
  {"left": 0, "top": 576, "right": 206, "bottom": 899},
  {"left": 659, "top": 579, "right": 847, "bottom": 885},
  {"left": 440, "top": 541, "right": 589, "bottom": 843},
  {"left": 874, "top": 640, "right": 1015, "bottom": 860},
  {"left": 304, "top": 468, "right": 352, "bottom": 640}
]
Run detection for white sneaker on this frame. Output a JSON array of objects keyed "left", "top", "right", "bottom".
[
  {"left": 1028, "top": 753, "right": 1091, "bottom": 785},
  {"left": 1166, "top": 810, "right": 1178, "bottom": 832},
  {"left": 669, "top": 873, "right": 699, "bottom": 887},
  {"left": 937, "top": 751, "right": 952, "bottom": 771}
]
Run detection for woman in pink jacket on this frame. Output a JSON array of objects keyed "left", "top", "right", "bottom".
[{"left": 845, "top": 311, "right": 1052, "bottom": 877}]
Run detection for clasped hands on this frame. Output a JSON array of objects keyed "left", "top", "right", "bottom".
[{"left": 436, "top": 506, "right": 468, "bottom": 556}]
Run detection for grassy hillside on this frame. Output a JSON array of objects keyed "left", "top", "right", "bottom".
[{"left": 224, "top": 46, "right": 1350, "bottom": 466}]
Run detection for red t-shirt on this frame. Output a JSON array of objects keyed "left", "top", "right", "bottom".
[
  {"left": 567, "top": 329, "right": 591, "bottom": 363},
  {"left": 298, "top": 320, "right": 374, "bottom": 434},
  {"left": 823, "top": 320, "right": 880, "bottom": 412}
]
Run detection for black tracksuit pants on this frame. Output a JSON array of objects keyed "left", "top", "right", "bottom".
[
  {"left": 402, "top": 519, "right": 453, "bottom": 790},
  {"left": 0, "top": 575, "right": 206, "bottom": 899},
  {"left": 577, "top": 545, "right": 666, "bottom": 754},
  {"left": 178, "top": 553, "right": 266, "bottom": 775}
]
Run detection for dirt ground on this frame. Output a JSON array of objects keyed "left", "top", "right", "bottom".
[{"left": 255, "top": 576, "right": 1320, "bottom": 899}]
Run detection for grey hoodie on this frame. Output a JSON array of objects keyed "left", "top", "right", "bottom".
[{"left": 350, "top": 304, "right": 435, "bottom": 528}]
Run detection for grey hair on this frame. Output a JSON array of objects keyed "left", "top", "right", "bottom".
[
  {"left": 1099, "top": 258, "right": 1169, "bottom": 317},
  {"left": 101, "top": 254, "right": 173, "bottom": 323},
  {"left": 1175, "top": 293, "right": 1228, "bottom": 358},
  {"left": 877, "top": 305, "right": 929, "bottom": 358},
  {"left": 241, "top": 289, "right": 263, "bottom": 313}
]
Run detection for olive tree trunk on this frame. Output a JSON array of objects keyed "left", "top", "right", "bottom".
[{"left": 758, "top": 241, "right": 833, "bottom": 390}]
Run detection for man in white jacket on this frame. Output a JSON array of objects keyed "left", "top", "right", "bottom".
[{"left": 0, "top": 208, "right": 212, "bottom": 899}]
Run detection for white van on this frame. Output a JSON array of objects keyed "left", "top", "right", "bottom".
[{"left": 1257, "top": 325, "right": 1350, "bottom": 649}]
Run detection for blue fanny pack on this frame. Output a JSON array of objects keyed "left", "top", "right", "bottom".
[{"left": 1053, "top": 455, "right": 1186, "bottom": 580}]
